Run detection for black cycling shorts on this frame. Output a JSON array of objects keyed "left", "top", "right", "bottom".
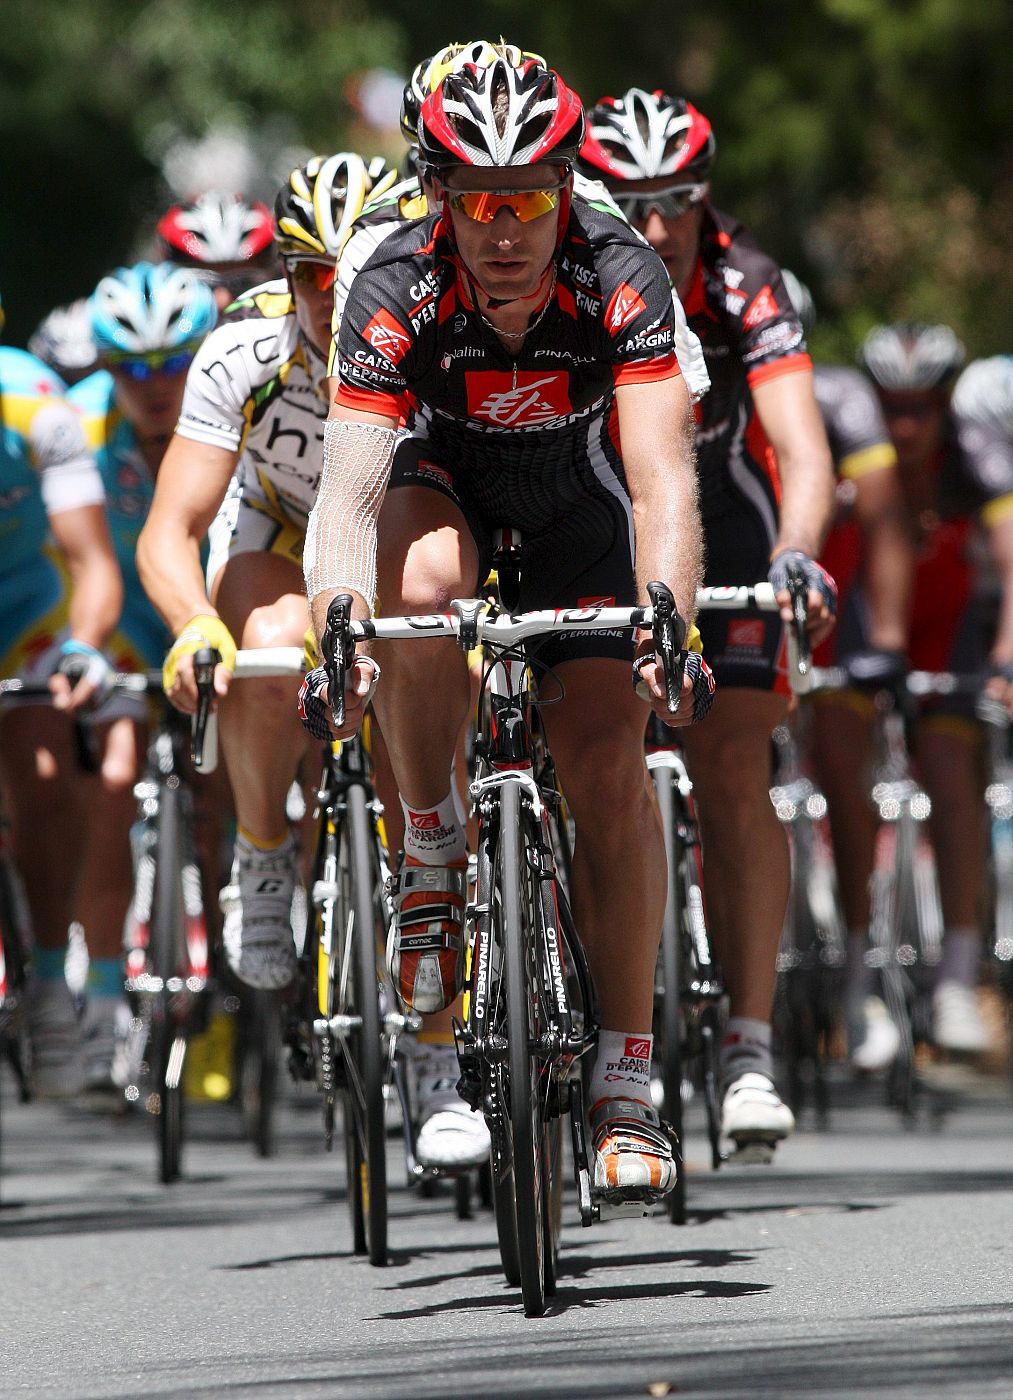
[{"left": 388, "top": 435, "right": 636, "bottom": 669}]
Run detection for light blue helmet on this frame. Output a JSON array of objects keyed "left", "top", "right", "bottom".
[{"left": 90, "top": 261, "right": 217, "bottom": 355}]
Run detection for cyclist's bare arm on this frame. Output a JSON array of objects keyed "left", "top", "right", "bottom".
[
  {"left": 752, "top": 369, "right": 836, "bottom": 638},
  {"left": 47, "top": 501, "right": 123, "bottom": 709},
  {"left": 304, "top": 403, "right": 399, "bottom": 733},
  {"left": 851, "top": 463, "right": 914, "bottom": 652},
  {"left": 617, "top": 373, "right": 704, "bottom": 723},
  {"left": 136, "top": 434, "right": 239, "bottom": 707}
]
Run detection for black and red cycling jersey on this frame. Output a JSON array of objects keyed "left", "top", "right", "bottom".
[
  {"left": 679, "top": 206, "right": 809, "bottom": 692},
  {"left": 682, "top": 206, "right": 809, "bottom": 529},
  {"left": 335, "top": 201, "right": 679, "bottom": 462}
]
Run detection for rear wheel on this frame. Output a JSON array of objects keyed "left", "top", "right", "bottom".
[{"left": 239, "top": 990, "right": 282, "bottom": 1158}]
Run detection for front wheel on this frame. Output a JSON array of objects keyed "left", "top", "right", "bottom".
[
  {"left": 654, "top": 772, "right": 686, "bottom": 1225},
  {"left": 152, "top": 782, "right": 186, "bottom": 1184},
  {"left": 500, "top": 782, "right": 548, "bottom": 1316}
]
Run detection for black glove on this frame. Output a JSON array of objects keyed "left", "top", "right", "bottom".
[
  {"left": 844, "top": 647, "right": 908, "bottom": 693},
  {"left": 767, "top": 549, "right": 838, "bottom": 618},
  {"left": 633, "top": 650, "right": 716, "bottom": 723},
  {"left": 297, "top": 665, "right": 332, "bottom": 741}
]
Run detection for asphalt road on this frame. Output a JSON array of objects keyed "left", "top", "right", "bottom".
[{"left": 2, "top": 1064, "right": 1012, "bottom": 1400}]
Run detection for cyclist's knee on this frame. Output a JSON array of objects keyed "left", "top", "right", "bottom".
[{"left": 241, "top": 594, "right": 310, "bottom": 650}]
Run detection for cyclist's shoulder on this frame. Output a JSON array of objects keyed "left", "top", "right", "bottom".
[
  {"left": 68, "top": 370, "right": 127, "bottom": 456},
  {"left": 814, "top": 362, "right": 880, "bottom": 409},
  {"left": 702, "top": 206, "right": 782, "bottom": 282},
  {"left": 357, "top": 212, "right": 443, "bottom": 276},
  {"left": 220, "top": 278, "right": 295, "bottom": 327},
  {"left": 66, "top": 368, "right": 115, "bottom": 415},
  {"left": 0, "top": 346, "right": 67, "bottom": 412},
  {"left": 357, "top": 174, "right": 429, "bottom": 228}
]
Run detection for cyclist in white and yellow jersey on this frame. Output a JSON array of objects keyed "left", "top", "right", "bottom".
[{"left": 138, "top": 154, "right": 396, "bottom": 991}]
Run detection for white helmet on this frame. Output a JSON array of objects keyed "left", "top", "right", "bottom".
[
  {"left": 860, "top": 323, "right": 966, "bottom": 392},
  {"left": 952, "top": 355, "right": 1013, "bottom": 438},
  {"left": 91, "top": 262, "right": 217, "bottom": 355}
]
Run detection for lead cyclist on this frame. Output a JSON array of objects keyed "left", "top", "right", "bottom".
[
  {"left": 137, "top": 154, "right": 396, "bottom": 991},
  {"left": 301, "top": 52, "right": 715, "bottom": 1202}
]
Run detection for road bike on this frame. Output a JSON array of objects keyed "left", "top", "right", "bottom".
[{"left": 322, "top": 577, "right": 686, "bottom": 1315}]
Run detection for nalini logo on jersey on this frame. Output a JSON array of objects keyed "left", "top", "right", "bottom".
[
  {"left": 361, "top": 309, "right": 411, "bottom": 365},
  {"left": 605, "top": 282, "right": 646, "bottom": 334},
  {"left": 743, "top": 285, "right": 780, "bottom": 330},
  {"left": 465, "top": 371, "right": 572, "bottom": 427}
]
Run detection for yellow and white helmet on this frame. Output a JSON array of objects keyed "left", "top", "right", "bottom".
[{"left": 274, "top": 153, "right": 398, "bottom": 261}]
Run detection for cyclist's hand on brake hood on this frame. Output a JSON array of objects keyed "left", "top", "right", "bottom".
[
  {"left": 163, "top": 614, "right": 237, "bottom": 714},
  {"left": 298, "top": 655, "right": 380, "bottom": 742}
]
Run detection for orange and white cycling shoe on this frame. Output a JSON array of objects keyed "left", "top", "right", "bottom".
[
  {"left": 387, "top": 856, "right": 468, "bottom": 1014},
  {"left": 591, "top": 1096, "right": 679, "bottom": 1203}
]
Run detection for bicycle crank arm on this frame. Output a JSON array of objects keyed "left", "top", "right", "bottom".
[{"left": 568, "top": 1078, "right": 596, "bottom": 1227}]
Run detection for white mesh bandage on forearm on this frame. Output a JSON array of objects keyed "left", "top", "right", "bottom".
[{"left": 304, "top": 419, "right": 397, "bottom": 611}]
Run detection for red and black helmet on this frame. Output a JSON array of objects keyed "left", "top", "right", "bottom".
[
  {"left": 579, "top": 89, "right": 715, "bottom": 184},
  {"left": 156, "top": 191, "right": 275, "bottom": 268},
  {"left": 417, "top": 57, "right": 585, "bottom": 172}
]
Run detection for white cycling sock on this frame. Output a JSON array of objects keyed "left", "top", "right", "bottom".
[
  {"left": 938, "top": 927, "right": 981, "bottom": 989},
  {"left": 400, "top": 792, "right": 467, "bottom": 865},
  {"left": 589, "top": 1029, "right": 653, "bottom": 1109},
  {"left": 721, "top": 1017, "right": 773, "bottom": 1084}
]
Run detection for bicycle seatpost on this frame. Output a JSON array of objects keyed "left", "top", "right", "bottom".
[
  {"left": 322, "top": 594, "right": 355, "bottom": 730},
  {"left": 784, "top": 563, "right": 812, "bottom": 690},
  {"left": 647, "top": 581, "right": 687, "bottom": 716},
  {"left": 192, "top": 646, "right": 221, "bottom": 771}
]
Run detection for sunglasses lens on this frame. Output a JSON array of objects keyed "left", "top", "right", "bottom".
[
  {"left": 614, "top": 185, "right": 703, "bottom": 221},
  {"left": 108, "top": 344, "right": 198, "bottom": 379},
  {"left": 450, "top": 189, "right": 560, "bottom": 223},
  {"left": 291, "top": 261, "right": 335, "bottom": 290}
]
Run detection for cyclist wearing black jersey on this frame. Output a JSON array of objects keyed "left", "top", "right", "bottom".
[
  {"left": 579, "top": 88, "right": 837, "bottom": 1151},
  {"left": 304, "top": 54, "right": 712, "bottom": 1198}
]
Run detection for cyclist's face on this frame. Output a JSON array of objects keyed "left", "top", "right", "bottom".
[
  {"left": 290, "top": 276, "right": 335, "bottom": 360},
  {"left": 440, "top": 164, "right": 565, "bottom": 302},
  {"left": 879, "top": 391, "right": 948, "bottom": 470},
  {"left": 618, "top": 179, "right": 706, "bottom": 292},
  {"left": 108, "top": 364, "right": 189, "bottom": 437}
]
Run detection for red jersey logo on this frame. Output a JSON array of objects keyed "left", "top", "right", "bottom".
[
  {"left": 605, "top": 282, "right": 646, "bottom": 334},
  {"left": 465, "top": 371, "right": 571, "bottom": 427},
  {"left": 361, "top": 309, "right": 411, "bottom": 365},
  {"left": 624, "top": 1037, "right": 651, "bottom": 1060},
  {"left": 728, "top": 620, "right": 765, "bottom": 649},
  {"left": 408, "top": 810, "right": 441, "bottom": 830},
  {"left": 743, "top": 285, "right": 780, "bottom": 330}
]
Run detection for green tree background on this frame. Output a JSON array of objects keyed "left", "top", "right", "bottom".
[{"left": 2, "top": 0, "right": 1009, "bottom": 359}]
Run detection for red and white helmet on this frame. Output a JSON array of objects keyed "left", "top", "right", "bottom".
[
  {"left": 157, "top": 191, "right": 275, "bottom": 267},
  {"left": 417, "top": 57, "right": 585, "bottom": 171},
  {"left": 579, "top": 89, "right": 715, "bottom": 183}
]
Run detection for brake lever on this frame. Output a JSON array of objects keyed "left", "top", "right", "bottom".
[
  {"left": 322, "top": 594, "right": 355, "bottom": 730},
  {"left": 647, "top": 580, "right": 687, "bottom": 716},
  {"left": 191, "top": 646, "right": 220, "bottom": 771},
  {"left": 785, "top": 563, "right": 812, "bottom": 688}
]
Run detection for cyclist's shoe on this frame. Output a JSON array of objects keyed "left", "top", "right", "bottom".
[
  {"left": 591, "top": 1096, "right": 679, "bottom": 1199},
  {"left": 848, "top": 995, "right": 902, "bottom": 1073},
  {"left": 221, "top": 834, "right": 298, "bottom": 991},
  {"left": 932, "top": 980, "right": 989, "bottom": 1055},
  {"left": 26, "top": 978, "right": 86, "bottom": 1099},
  {"left": 82, "top": 996, "right": 133, "bottom": 1092},
  {"left": 387, "top": 857, "right": 467, "bottom": 1014},
  {"left": 414, "top": 1042, "right": 489, "bottom": 1169},
  {"left": 721, "top": 1072, "right": 794, "bottom": 1148}
]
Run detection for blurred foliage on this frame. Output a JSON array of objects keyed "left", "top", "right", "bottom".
[{"left": 1, "top": 0, "right": 1010, "bottom": 359}]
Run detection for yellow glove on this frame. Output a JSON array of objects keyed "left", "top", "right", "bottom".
[
  {"left": 686, "top": 621, "right": 703, "bottom": 654},
  {"left": 303, "top": 624, "right": 321, "bottom": 671},
  {"left": 163, "top": 614, "right": 238, "bottom": 693}
]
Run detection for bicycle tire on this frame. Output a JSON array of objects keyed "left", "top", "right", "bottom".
[
  {"left": 340, "top": 783, "right": 387, "bottom": 1266},
  {"left": 152, "top": 780, "right": 185, "bottom": 1184},
  {"left": 541, "top": 1119, "right": 563, "bottom": 1297},
  {"left": 239, "top": 989, "right": 281, "bottom": 1159},
  {"left": 344, "top": 1097, "right": 367, "bottom": 1254},
  {"left": 654, "top": 771, "right": 686, "bottom": 1226},
  {"left": 500, "top": 781, "right": 548, "bottom": 1316}
]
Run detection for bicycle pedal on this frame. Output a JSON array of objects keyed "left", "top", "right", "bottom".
[
  {"left": 727, "top": 1138, "right": 777, "bottom": 1165},
  {"left": 592, "top": 1187, "right": 661, "bottom": 1220}
]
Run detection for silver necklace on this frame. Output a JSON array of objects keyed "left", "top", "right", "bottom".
[{"left": 473, "top": 267, "right": 557, "bottom": 389}]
